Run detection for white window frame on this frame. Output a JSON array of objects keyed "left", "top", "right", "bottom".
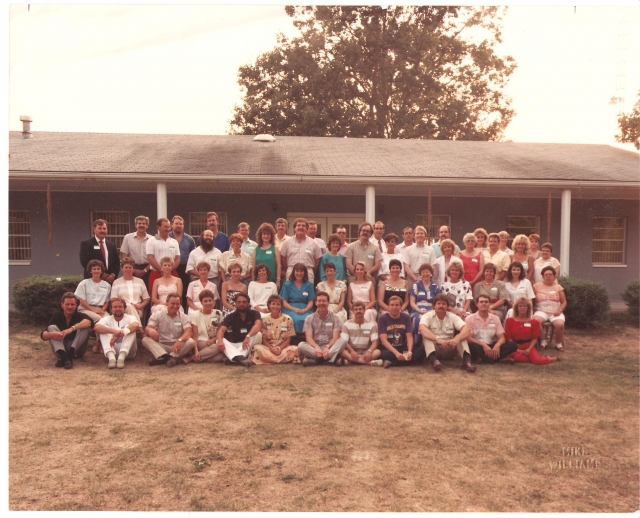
[
  {"left": 592, "top": 217, "right": 626, "bottom": 267},
  {"left": 9, "top": 210, "right": 31, "bottom": 265},
  {"left": 189, "top": 212, "right": 228, "bottom": 238},
  {"left": 414, "top": 214, "right": 451, "bottom": 246},
  {"left": 287, "top": 213, "right": 365, "bottom": 243}
]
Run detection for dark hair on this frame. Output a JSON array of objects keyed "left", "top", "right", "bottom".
[
  {"left": 326, "top": 233, "right": 341, "bottom": 248},
  {"left": 121, "top": 256, "right": 136, "bottom": 267},
  {"left": 387, "top": 295, "right": 403, "bottom": 306},
  {"left": 315, "top": 291, "right": 330, "bottom": 303},
  {"left": 389, "top": 259, "right": 403, "bottom": 270},
  {"left": 109, "top": 297, "right": 127, "bottom": 311},
  {"left": 199, "top": 289, "right": 216, "bottom": 302},
  {"left": 352, "top": 300, "right": 366, "bottom": 309},
  {"left": 256, "top": 222, "right": 276, "bottom": 245},
  {"left": 234, "top": 292, "right": 250, "bottom": 304},
  {"left": 418, "top": 263, "right": 434, "bottom": 275},
  {"left": 255, "top": 263, "right": 272, "bottom": 279},
  {"left": 507, "top": 261, "right": 526, "bottom": 281},
  {"left": 289, "top": 263, "right": 309, "bottom": 282},
  {"left": 475, "top": 294, "right": 490, "bottom": 303},
  {"left": 156, "top": 217, "right": 170, "bottom": 227},
  {"left": 384, "top": 232, "right": 399, "bottom": 243},
  {"left": 60, "top": 291, "right": 79, "bottom": 305},
  {"left": 86, "top": 259, "right": 105, "bottom": 274},
  {"left": 483, "top": 262, "right": 497, "bottom": 275},
  {"left": 92, "top": 219, "right": 107, "bottom": 228},
  {"left": 166, "top": 293, "right": 181, "bottom": 303},
  {"left": 541, "top": 242, "right": 553, "bottom": 252},
  {"left": 540, "top": 266, "right": 557, "bottom": 278},
  {"left": 433, "top": 293, "right": 450, "bottom": 306},
  {"left": 267, "top": 294, "right": 283, "bottom": 307},
  {"left": 323, "top": 261, "right": 337, "bottom": 272}
]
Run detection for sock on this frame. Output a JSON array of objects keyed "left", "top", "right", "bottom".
[
  {"left": 118, "top": 351, "right": 127, "bottom": 361},
  {"left": 106, "top": 351, "right": 116, "bottom": 360},
  {"left": 427, "top": 352, "right": 436, "bottom": 364}
]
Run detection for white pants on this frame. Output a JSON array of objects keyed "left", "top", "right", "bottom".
[
  {"left": 99, "top": 332, "right": 137, "bottom": 358},
  {"left": 222, "top": 333, "right": 262, "bottom": 361}
]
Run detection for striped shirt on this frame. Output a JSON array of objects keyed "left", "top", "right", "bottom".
[
  {"left": 111, "top": 277, "right": 149, "bottom": 304},
  {"left": 341, "top": 319, "right": 378, "bottom": 353}
]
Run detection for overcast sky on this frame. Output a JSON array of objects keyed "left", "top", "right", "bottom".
[{"left": 7, "top": 3, "right": 640, "bottom": 149}]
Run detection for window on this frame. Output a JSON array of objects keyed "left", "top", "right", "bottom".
[
  {"left": 414, "top": 214, "right": 451, "bottom": 245},
  {"left": 9, "top": 210, "right": 31, "bottom": 264},
  {"left": 90, "top": 211, "right": 130, "bottom": 250},
  {"left": 592, "top": 217, "right": 626, "bottom": 265},
  {"left": 189, "top": 212, "right": 228, "bottom": 237},
  {"left": 506, "top": 216, "right": 540, "bottom": 248}
]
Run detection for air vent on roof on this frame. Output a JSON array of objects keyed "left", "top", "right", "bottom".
[
  {"left": 253, "top": 134, "right": 275, "bottom": 142},
  {"left": 20, "top": 115, "right": 33, "bottom": 139}
]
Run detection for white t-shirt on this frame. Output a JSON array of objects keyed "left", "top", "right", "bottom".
[{"left": 504, "top": 278, "right": 535, "bottom": 303}]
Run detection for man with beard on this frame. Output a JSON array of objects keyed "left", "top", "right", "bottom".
[
  {"left": 40, "top": 292, "right": 94, "bottom": 369},
  {"left": 431, "top": 225, "right": 460, "bottom": 258},
  {"left": 215, "top": 292, "right": 262, "bottom": 367},
  {"left": 196, "top": 211, "right": 229, "bottom": 253},
  {"left": 94, "top": 297, "right": 140, "bottom": 369},
  {"left": 187, "top": 229, "right": 222, "bottom": 292},
  {"left": 142, "top": 294, "right": 195, "bottom": 367}
]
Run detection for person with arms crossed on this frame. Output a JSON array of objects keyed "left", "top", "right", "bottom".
[
  {"left": 186, "top": 229, "right": 222, "bottom": 293},
  {"left": 184, "top": 289, "right": 225, "bottom": 365},
  {"left": 253, "top": 294, "right": 299, "bottom": 364},
  {"left": 110, "top": 257, "right": 150, "bottom": 325},
  {"left": 344, "top": 222, "right": 381, "bottom": 283},
  {"left": 465, "top": 295, "right": 517, "bottom": 364},
  {"left": 280, "top": 218, "right": 322, "bottom": 282},
  {"left": 403, "top": 225, "right": 435, "bottom": 284}
]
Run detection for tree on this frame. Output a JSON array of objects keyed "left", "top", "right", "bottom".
[
  {"left": 230, "top": 6, "right": 517, "bottom": 140},
  {"left": 616, "top": 91, "right": 640, "bottom": 150}
]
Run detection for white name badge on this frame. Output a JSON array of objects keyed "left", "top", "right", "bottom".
[
  {"left": 325, "top": 322, "right": 333, "bottom": 327},
  {"left": 549, "top": 290, "right": 556, "bottom": 293},
  {"left": 210, "top": 258, "right": 217, "bottom": 262},
  {"left": 100, "top": 285, "right": 107, "bottom": 289},
  {"left": 169, "top": 246, "right": 175, "bottom": 250},
  {"left": 94, "top": 245, "right": 100, "bottom": 249},
  {"left": 240, "top": 328, "right": 248, "bottom": 334},
  {"left": 471, "top": 258, "right": 478, "bottom": 262},
  {"left": 266, "top": 250, "right": 273, "bottom": 255},
  {"left": 363, "top": 329, "right": 371, "bottom": 334},
  {"left": 280, "top": 325, "right": 288, "bottom": 331},
  {"left": 445, "top": 327, "right": 453, "bottom": 332},
  {"left": 360, "top": 286, "right": 368, "bottom": 290},
  {"left": 368, "top": 254, "right": 374, "bottom": 259},
  {"left": 265, "top": 286, "right": 272, "bottom": 290},
  {"left": 488, "top": 322, "right": 495, "bottom": 326},
  {"left": 491, "top": 287, "right": 497, "bottom": 291},
  {"left": 174, "top": 321, "right": 182, "bottom": 326},
  {"left": 303, "top": 292, "right": 309, "bottom": 296},
  {"left": 305, "top": 248, "right": 312, "bottom": 253},
  {"left": 524, "top": 322, "right": 531, "bottom": 327}
]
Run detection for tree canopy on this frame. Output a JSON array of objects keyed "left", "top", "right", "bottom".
[
  {"left": 615, "top": 91, "right": 640, "bottom": 150},
  {"left": 230, "top": 6, "right": 517, "bottom": 140}
]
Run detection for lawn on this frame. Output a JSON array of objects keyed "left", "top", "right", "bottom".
[{"left": 8, "top": 319, "right": 639, "bottom": 512}]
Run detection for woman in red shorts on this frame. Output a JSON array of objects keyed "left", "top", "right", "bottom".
[{"left": 505, "top": 296, "right": 559, "bottom": 364}]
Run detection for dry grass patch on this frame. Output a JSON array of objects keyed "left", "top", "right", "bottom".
[{"left": 8, "top": 318, "right": 639, "bottom": 511}]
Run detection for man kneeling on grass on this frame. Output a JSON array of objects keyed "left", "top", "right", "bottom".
[
  {"left": 465, "top": 294, "right": 517, "bottom": 364},
  {"left": 215, "top": 292, "right": 262, "bottom": 367},
  {"left": 94, "top": 297, "right": 140, "bottom": 369},
  {"left": 377, "top": 295, "right": 425, "bottom": 368},
  {"left": 418, "top": 293, "right": 476, "bottom": 373},
  {"left": 41, "top": 292, "right": 94, "bottom": 369},
  {"left": 142, "top": 293, "right": 195, "bottom": 367},
  {"left": 337, "top": 300, "right": 382, "bottom": 366},
  {"left": 299, "top": 291, "right": 346, "bottom": 366}
]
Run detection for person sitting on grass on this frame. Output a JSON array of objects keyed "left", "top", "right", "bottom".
[
  {"left": 215, "top": 292, "right": 262, "bottom": 367},
  {"left": 377, "top": 295, "right": 425, "bottom": 368},
  {"left": 94, "top": 297, "right": 140, "bottom": 369},
  {"left": 184, "top": 289, "right": 225, "bottom": 365},
  {"left": 253, "top": 295, "right": 299, "bottom": 364},
  {"left": 505, "top": 296, "right": 560, "bottom": 364},
  {"left": 142, "top": 293, "right": 195, "bottom": 368},
  {"left": 465, "top": 294, "right": 517, "bottom": 364},
  {"left": 41, "top": 292, "right": 94, "bottom": 369},
  {"left": 298, "top": 292, "right": 347, "bottom": 367},
  {"left": 338, "top": 301, "right": 383, "bottom": 366},
  {"left": 418, "top": 293, "right": 476, "bottom": 373}
]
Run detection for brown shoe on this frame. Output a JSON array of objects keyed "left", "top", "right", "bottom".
[
  {"left": 431, "top": 359, "right": 442, "bottom": 372},
  {"left": 461, "top": 361, "right": 477, "bottom": 373},
  {"left": 166, "top": 358, "right": 178, "bottom": 368},
  {"left": 148, "top": 357, "right": 168, "bottom": 366}
]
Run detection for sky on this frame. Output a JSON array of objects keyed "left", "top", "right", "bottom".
[{"left": 6, "top": 3, "right": 640, "bottom": 149}]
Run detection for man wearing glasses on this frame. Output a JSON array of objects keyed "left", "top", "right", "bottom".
[{"left": 344, "top": 222, "right": 382, "bottom": 283}]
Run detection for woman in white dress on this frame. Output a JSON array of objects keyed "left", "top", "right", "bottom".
[
  {"left": 248, "top": 263, "right": 278, "bottom": 314},
  {"left": 347, "top": 262, "right": 377, "bottom": 322},
  {"left": 433, "top": 238, "right": 463, "bottom": 288},
  {"left": 440, "top": 262, "right": 473, "bottom": 319},
  {"left": 186, "top": 261, "right": 219, "bottom": 314}
]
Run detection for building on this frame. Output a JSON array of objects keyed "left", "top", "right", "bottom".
[{"left": 9, "top": 130, "right": 640, "bottom": 302}]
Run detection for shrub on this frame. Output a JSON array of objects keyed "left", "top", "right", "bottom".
[
  {"left": 12, "top": 275, "right": 84, "bottom": 326},
  {"left": 557, "top": 276, "right": 610, "bottom": 328},
  {"left": 621, "top": 280, "right": 639, "bottom": 320}
]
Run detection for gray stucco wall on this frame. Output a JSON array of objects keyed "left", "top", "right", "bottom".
[{"left": 9, "top": 191, "right": 638, "bottom": 302}]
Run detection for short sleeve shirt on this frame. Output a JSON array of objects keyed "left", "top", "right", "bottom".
[
  {"left": 146, "top": 235, "right": 180, "bottom": 270},
  {"left": 377, "top": 312, "right": 412, "bottom": 350},
  {"left": 148, "top": 310, "right": 191, "bottom": 343},
  {"left": 419, "top": 311, "right": 466, "bottom": 341},
  {"left": 222, "top": 309, "right": 261, "bottom": 343},
  {"left": 186, "top": 247, "right": 222, "bottom": 278},
  {"left": 465, "top": 312, "right": 504, "bottom": 344},
  {"left": 74, "top": 278, "right": 111, "bottom": 306},
  {"left": 403, "top": 243, "right": 436, "bottom": 274},
  {"left": 344, "top": 241, "right": 382, "bottom": 274},
  {"left": 341, "top": 320, "right": 378, "bottom": 353},
  {"left": 111, "top": 277, "right": 149, "bottom": 304},
  {"left": 280, "top": 236, "right": 322, "bottom": 271},
  {"left": 505, "top": 279, "right": 535, "bottom": 303},
  {"left": 219, "top": 251, "right": 252, "bottom": 277},
  {"left": 440, "top": 280, "right": 473, "bottom": 311},
  {"left": 482, "top": 249, "right": 510, "bottom": 274},
  {"left": 261, "top": 313, "right": 296, "bottom": 348},
  {"left": 120, "top": 232, "right": 149, "bottom": 265},
  {"left": 190, "top": 309, "right": 224, "bottom": 342},
  {"left": 303, "top": 311, "right": 342, "bottom": 347},
  {"left": 533, "top": 282, "right": 564, "bottom": 314}
]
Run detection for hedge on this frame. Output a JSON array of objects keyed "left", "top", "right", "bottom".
[
  {"left": 12, "top": 275, "right": 84, "bottom": 326},
  {"left": 621, "top": 280, "right": 639, "bottom": 321},
  {"left": 557, "top": 276, "right": 610, "bottom": 328}
]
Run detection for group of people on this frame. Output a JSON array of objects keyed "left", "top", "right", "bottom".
[{"left": 40, "top": 213, "right": 566, "bottom": 371}]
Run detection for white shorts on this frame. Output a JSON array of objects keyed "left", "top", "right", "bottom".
[{"left": 534, "top": 311, "right": 565, "bottom": 323}]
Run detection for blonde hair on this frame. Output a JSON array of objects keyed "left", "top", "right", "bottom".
[
  {"left": 474, "top": 228, "right": 488, "bottom": 241},
  {"left": 512, "top": 234, "right": 531, "bottom": 254},
  {"left": 498, "top": 230, "right": 510, "bottom": 239},
  {"left": 462, "top": 232, "right": 477, "bottom": 244},
  {"left": 354, "top": 261, "right": 371, "bottom": 281},
  {"left": 439, "top": 238, "right": 456, "bottom": 253},
  {"left": 446, "top": 260, "right": 464, "bottom": 278},
  {"left": 513, "top": 296, "right": 533, "bottom": 318},
  {"left": 414, "top": 225, "right": 428, "bottom": 236}
]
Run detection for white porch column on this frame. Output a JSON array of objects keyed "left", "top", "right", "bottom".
[
  {"left": 365, "top": 186, "right": 375, "bottom": 224},
  {"left": 157, "top": 183, "right": 167, "bottom": 219},
  {"left": 559, "top": 189, "right": 571, "bottom": 277}
]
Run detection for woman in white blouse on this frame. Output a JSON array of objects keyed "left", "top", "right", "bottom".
[
  {"left": 248, "top": 264, "right": 278, "bottom": 314},
  {"left": 533, "top": 242, "right": 561, "bottom": 284}
]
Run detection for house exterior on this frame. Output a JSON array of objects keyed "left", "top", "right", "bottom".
[{"left": 8, "top": 130, "right": 640, "bottom": 302}]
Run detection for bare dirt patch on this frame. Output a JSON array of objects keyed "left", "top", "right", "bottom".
[{"left": 9, "top": 320, "right": 639, "bottom": 511}]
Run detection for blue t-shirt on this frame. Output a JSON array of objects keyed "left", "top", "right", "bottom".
[{"left": 377, "top": 312, "right": 412, "bottom": 350}]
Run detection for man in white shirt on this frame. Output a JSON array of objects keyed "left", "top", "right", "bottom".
[
  {"left": 370, "top": 221, "right": 387, "bottom": 254},
  {"left": 396, "top": 227, "right": 414, "bottom": 252},
  {"left": 419, "top": 294, "right": 475, "bottom": 372},
  {"left": 110, "top": 257, "right": 150, "bottom": 324},
  {"left": 120, "top": 215, "right": 151, "bottom": 282},
  {"left": 145, "top": 217, "right": 180, "bottom": 291},
  {"left": 307, "top": 221, "right": 327, "bottom": 254},
  {"left": 95, "top": 298, "right": 140, "bottom": 369},
  {"left": 238, "top": 222, "right": 258, "bottom": 257},
  {"left": 186, "top": 230, "right": 222, "bottom": 291},
  {"left": 336, "top": 226, "right": 349, "bottom": 255},
  {"left": 279, "top": 218, "right": 322, "bottom": 282},
  {"left": 403, "top": 225, "right": 436, "bottom": 283},
  {"left": 274, "top": 218, "right": 290, "bottom": 250}
]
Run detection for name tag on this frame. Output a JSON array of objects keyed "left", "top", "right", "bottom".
[
  {"left": 491, "top": 287, "right": 497, "bottom": 291},
  {"left": 100, "top": 285, "right": 107, "bottom": 289},
  {"left": 169, "top": 246, "right": 175, "bottom": 250},
  {"left": 549, "top": 290, "right": 556, "bottom": 293},
  {"left": 265, "top": 286, "right": 272, "bottom": 290},
  {"left": 305, "top": 248, "right": 312, "bottom": 253},
  {"left": 303, "top": 292, "right": 308, "bottom": 296},
  {"left": 280, "top": 325, "right": 288, "bottom": 331},
  {"left": 174, "top": 320, "right": 182, "bottom": 326},
  {"left": 361, "top": 286, "right": 368, "bottom": 290},
  {"left": 421, "top": 251, "right": 429, "bottom": 255},
  {"left": 524, "top": 322, "right": 531, "bottom": 327},
  {"left": 210, "top": 258, "right": 217, "bottom": 262},
  {"left": 471, "top": 258, "right": 478, "bottom": 262},
  {"left": 488, "top": 322, "right": 495, "bottom": 326},
  {"left": 93, "top": 245, "right": 100, "bottom": 249},
  {"left": 324, "top": 322, "right": 333, "bottom": 327},
  {"left": 418, "top": 291, "right": 426, "bottom": 296},
  {"left": 368, "top": 254, "right": 374, "bottom": 259},
  {"left": 519, "top": 286, "right": 526, "bottom": 290},
  {"left": 266, "top": 250, "right": 273, "bottom": 255},
  {"left": 240, "top": 328, "right": 248, "bottom": 334},
  {"left": 363, "top": 329, "right": 371, "bottom": 334},
  {"left": 445, "top": 327, "right": 453, "bottom": 332}
]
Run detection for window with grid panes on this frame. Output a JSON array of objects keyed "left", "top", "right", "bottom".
[
  {"left": 505, "top": 216, "right": 540, "bottom": 248},
  {"left": 414, "top": 214, "right": 451, "bottom": 245},
  {"left": 90, "top": 211, "right": 130, "bottom": 251},
  {"left": 592, "top": 217, "right": 626, "bottom": 265},
  {"left": 189, "top": 212, "right": 228, "bottom": 237},
  {"left": 330, "top": 223, "right": 360, "bottom": 244},
  {"left": 9, "top": 210, "right": 31, "bottom": 264}
]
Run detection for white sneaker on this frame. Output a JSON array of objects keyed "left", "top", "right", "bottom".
[
  {"left": 108, "top": 357, "right": 116, "bottom": 369},
  {"left": 117, "top": 353, "right": 126, "bottom": 369},
  {"left": 369, "top": 359, "right": 383, "bottom": 366},
  {"left": 539, "top": 340, "right": 547, "bottom": 349},
  {"left": 555, "top": 342, "right": 564, "bottom": 351}
]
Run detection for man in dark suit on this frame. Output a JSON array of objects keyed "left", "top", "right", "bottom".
[{"left": 80, "top": 219, "right": 120, "bottom": 283}]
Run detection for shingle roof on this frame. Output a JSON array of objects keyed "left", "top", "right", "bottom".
[{"left": 9, "top": 131, "right": 640, "bottom": 183}]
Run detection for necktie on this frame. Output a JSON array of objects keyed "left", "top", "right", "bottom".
[
  {"left": 378, "top": 240, "right": 383, "bottom": 253},
  {"left": 99, "top": 240, "right": 106, "bottom": 264}
]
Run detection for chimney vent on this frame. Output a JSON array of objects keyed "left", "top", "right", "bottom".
[{"left": 20, "top": 116, "right": 33, "bottom": 139}]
